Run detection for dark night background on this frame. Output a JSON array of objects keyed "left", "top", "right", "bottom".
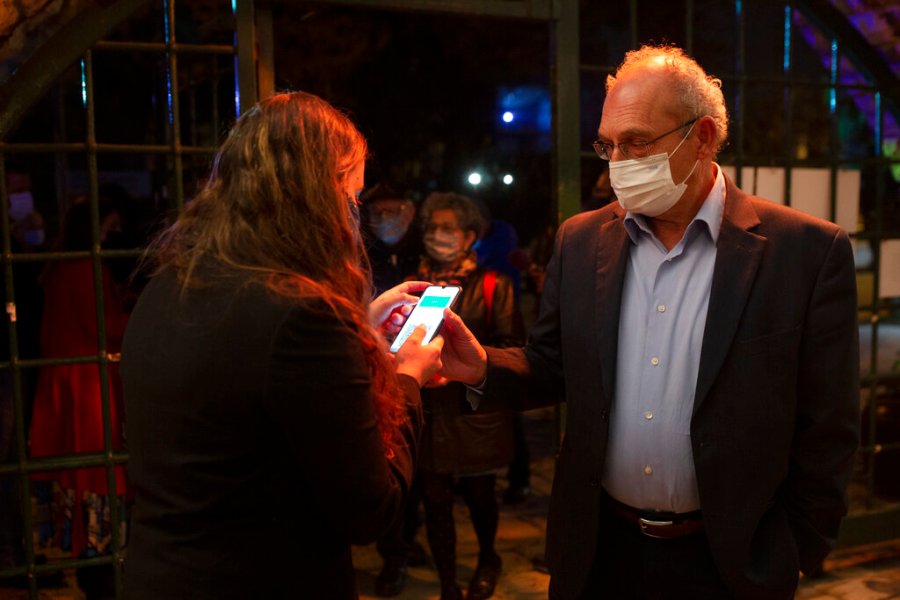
[{"left": 4, "top": 0, "right": 893, "bottom": 246}]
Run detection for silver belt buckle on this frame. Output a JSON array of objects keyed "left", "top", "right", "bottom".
[{"left": 639, "top": 517, "right": 674, "bottom": 539}]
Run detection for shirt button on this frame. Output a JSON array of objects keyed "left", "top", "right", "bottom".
[
  {"left": 657, "top": 304, "right": 666, "bottom": 313},
  {"left": 650, "top": 357, "right": 660, "bottom": 366},
  {"left": 644, "top": 411, "right": 653, "bottom": 420},
  {"left": 643, "top": 465, "right": 653, "bottom": 475}
]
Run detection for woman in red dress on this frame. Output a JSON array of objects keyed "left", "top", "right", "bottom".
[{"left": 29, "top": 199, "right": 130, "bottom": 559}]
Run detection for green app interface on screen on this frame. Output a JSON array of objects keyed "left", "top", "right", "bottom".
[{"left": 390, "top": 287, "right": 459, "bottom": 352}]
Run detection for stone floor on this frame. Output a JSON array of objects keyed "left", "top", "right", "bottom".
[
  {"left": 352, "top": 408, "right": 900, "bottom": 600},
  {"left": 2, "top": 408, "right": 899, "bottom": 599}
]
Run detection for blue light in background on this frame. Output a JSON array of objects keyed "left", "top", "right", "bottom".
[
  {"left": 497, "top": 86, "right": 551, "bottom": 134},
  {"left": 783, "top": 5, "right": 792, "bottom": 73},
  {"left": 830, "top": 40, "right": 838, "bottom": 114},
  {"left": 80, "top": 59, "right": 87, "bottom": 106},
  {"left": 163, "top": 0, "right": 173, "bottom": 124}
]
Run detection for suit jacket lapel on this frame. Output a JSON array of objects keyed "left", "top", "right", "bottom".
[
  {"left": 594, "top": 209, "right": 630, "bottom": 405},
  {"left": 693, "top": 176, "right": 766, "bottom": 416}
]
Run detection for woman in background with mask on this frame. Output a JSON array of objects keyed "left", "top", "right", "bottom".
[
  {"left": 412, "top": 192, "right": 525, "bottom": 600},
  {"left": 29, "top": 197, "right": 130, "bottom": 569}
]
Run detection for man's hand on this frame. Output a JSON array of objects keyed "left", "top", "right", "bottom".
[{"left": 438, "top": 309, "right": 487, "bottom": 386}]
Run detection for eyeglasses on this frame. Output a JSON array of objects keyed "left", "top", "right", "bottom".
[
  {"left": 592, "top": 118, "right": 697, "bottom": 161},
  {"left": 367, "top": 205, "right": 406, "bottom": 221},
  {"left": 424, "top": 223, "right": 462, "bottom": 236}
]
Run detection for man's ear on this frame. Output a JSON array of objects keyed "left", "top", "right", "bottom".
[
  {"left": 464, "top": 229, "right": 477, "bottom": 249},
  {"left": 695, "top": 115, "right": 719, "bottom": 160}
]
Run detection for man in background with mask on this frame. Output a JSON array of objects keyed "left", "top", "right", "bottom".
[
  {"left": 1, "top": 167, "right": 45, "bottom": 584},
  {"left": 437, "top": 44, "right": 859, "bottom": 599},
  {"left": 360, "top": 182, "right": 428, "bottom": 596},
  {"left": 363, "top": 183, "right": 422, "bottom": 295}
]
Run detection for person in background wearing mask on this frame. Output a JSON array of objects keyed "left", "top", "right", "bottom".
[
  {"left": 0, "top": 168, "right": 45, "bottom": 586},
  {"left": 6, "top": 169, "right": 47, "bottom": 252},
  {"left": 414, "top": 192, "right": 525, "bottom": 600},
  {"left": 436, "top": 44, "right": 858, "bottom": 599},
  {"left": 360, "top": 184, "right": 428, "bottom": 595},
  {"left": 28, "top": 196, "right": 131, "bottom": 593},
  {"left": 363, "top": 183, "right": 422, "bottom": 295}
]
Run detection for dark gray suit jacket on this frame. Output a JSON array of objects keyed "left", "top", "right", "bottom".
[{"left": 485, "top": 175, "right": 859, "bottom": 599}]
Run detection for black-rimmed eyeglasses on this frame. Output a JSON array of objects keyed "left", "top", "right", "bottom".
[{"left": 592, "top": 118, "right": 698, "bottom": 161}]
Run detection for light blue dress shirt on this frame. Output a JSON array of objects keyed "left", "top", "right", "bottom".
[{"left": 602, "top": 164, "right": 726, "bottom": 513}]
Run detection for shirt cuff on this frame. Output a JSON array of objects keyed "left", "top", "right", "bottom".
[{"left": 464, "top": 374, "right": 486, "bottom": 410}]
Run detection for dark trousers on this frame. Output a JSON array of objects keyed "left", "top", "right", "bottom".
[
  {"left": 506, "top": 412, "right": 530, "bottom": 489},
  {"left": 579, "top": 494, "right": 732, "bottom": 599},
  {"left": 421, "top": 471, "right": 499, "bottom": 591},
  {"left": 376, "top": 475, "right": 423, "bottom": 561}
]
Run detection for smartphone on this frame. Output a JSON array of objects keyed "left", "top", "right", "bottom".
[{"left": 389, "top": 285, "right": 461, "bottom": 353}]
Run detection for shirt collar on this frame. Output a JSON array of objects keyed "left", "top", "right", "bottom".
[{"left": 623, "top": 162, "right": 726, "bottom": 245}]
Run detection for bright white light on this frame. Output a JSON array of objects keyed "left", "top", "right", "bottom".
[
  {"left": 467, "top": 172, "right": 482, "bottom": 186},
  {"left": 502, "top": 174, "right": 514, "bottom": 185},
  {"left": 502, "top": 111, "right": 514, "bottom": 123}
]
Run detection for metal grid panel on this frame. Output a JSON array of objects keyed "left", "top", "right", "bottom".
[{"left": 0, "top": 1, "right": 249, "bottom": 595}]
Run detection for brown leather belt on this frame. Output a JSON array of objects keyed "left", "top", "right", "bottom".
[{"left": 605, "top": 494, "right": 704, "bottom": 540}]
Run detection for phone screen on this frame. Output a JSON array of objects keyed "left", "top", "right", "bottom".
[{"left": 389, "top": 285, "right": 461, "bottom": 353}]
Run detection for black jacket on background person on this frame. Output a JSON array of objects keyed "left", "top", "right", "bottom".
[
  {"left": 367, "top": 230, "right": 423, "bottom": 295},
  {"left": 121, "top": 265, "right": 423, "bottom": 600}
]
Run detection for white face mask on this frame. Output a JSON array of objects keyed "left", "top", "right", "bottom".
[
  {"left": 372, "top": 215, "right": 408, "bottom": 246},
  {"left": 22, "top": 228, "right": 45, "bottom": 248},
  {"left": 424, "top": 230, "right": 465, "bottom": 264},
  {"left": 608, "top": 122, "right": 698, "bottom": 217},
  {"left": 8, "top": 191, "right": 34, "bottom": 223}
]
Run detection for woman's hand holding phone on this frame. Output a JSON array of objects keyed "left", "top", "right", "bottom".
[
  {"left": 368, "top": 281, "right": 432, "bottom": 337},
  {"left": 388, "top": 285, "right": 460, "bottom": 353},
  {"left": 394, "top": 325, "right": 444, "bottom": 387}
]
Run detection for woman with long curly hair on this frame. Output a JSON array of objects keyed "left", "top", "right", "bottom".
[{"left": 121, "top": 91, "right": 442, "bottom": 599}]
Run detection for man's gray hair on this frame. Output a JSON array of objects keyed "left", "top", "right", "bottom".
[{"left": 607, "top": 45, "right": 729, "bottom": 153}]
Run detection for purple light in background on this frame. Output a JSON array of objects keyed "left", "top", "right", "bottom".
[
  {"left": 792, "top": 8, "right": 900, "bottom": 143},
  {"left": 163, "top": 0, "right": 173, "bottom": 125},
  {"left": 233, "top": 0, "right": 240, "bottom": 116}
]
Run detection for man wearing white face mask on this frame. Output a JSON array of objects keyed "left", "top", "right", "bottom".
[
  {"left": 362, "top": 183, "right": 422, "bottom": 296},
  {"left": 436, "top": 44, "right": 859, "bottom": 599},
  {"left": 359, "top": 182, "right": 430, "bottom": 596}
]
